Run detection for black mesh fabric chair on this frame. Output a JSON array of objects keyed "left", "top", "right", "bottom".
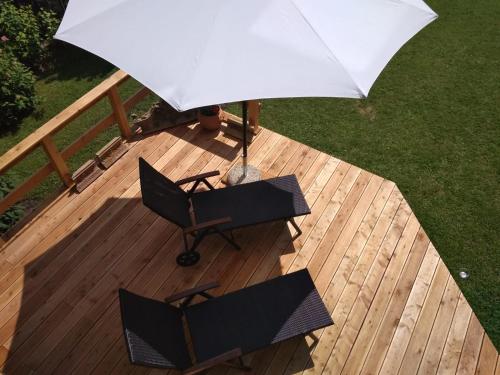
[
  {"left": 139, "top": 157, "right": 311, "bottom": 266},
  {"left": 119, "top": 269, "right": 333, "bottom": 374}
]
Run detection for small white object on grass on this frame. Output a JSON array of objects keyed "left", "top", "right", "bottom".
[{"left": 458, "top": 270, "right": 470, "bottom": 279}]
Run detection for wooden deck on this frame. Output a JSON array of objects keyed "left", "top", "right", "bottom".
[{"left": 0, "top": 125, "right": 497, "bottom": 374}]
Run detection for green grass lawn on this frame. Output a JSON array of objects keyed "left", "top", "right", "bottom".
[{"left": 0, "top": 0, "right": 498, "bottom": 349}]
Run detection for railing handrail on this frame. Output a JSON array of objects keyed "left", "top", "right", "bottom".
[
  {"left": 0, "top": 69, "right": 151, "bottom": 222},
  {"left": 0, "top": 70, "right": 130, "bottom": 174}
]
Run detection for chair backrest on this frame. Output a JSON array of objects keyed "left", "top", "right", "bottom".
[
  {"left": 139, "top": 157, "right": 191, "bottom": 228},
  {"left": 118, "top": 289, "right": 192, "bottom": 370}
]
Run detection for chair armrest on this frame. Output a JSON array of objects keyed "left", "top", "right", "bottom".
[
  {"left": 183, "top": 348, "right": 243, "bottom": 375},
  {"left": 183, "top": 217, "right": 232, "bottom": 234},
  {"left": 165, "top": 281, "right": 220, "bottom": 304},
  {"left": 176, "top": 171, "right": 220, "bottom": 186}
]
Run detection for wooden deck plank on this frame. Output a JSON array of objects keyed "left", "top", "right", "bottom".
[
  {"left": 0, "top": 127, "right": 495, "bottom": 375},
  {"left": 322, "top": 212, "right": 421, "bottom": 375},
  {"left": 416, "top": 276, "right": 461, "bottom": 375},
  {"left": 301, "top": 197, "right": 412, "bottom": 374},
  {"left": 261, "top": 179, "right": 395, "bottom": 375},
  {"left": 475, "top": 335, "right": 498, "bottom": 375},
  {"left": 436, "top": 292, "right": 473, "bottom": 374},
  {"left": 356, "top": 226, "right": 430, "bottom": 374},
  {"left": 397, "top": 259, "right": 451, "bottom": 375},
  {"left": 379, "top": 243, "right": 442, "bottom": 375},
  {"left": 456, "top": 313, "right": 485, "bottom": 374},
  {"left": 283, "top": 187, "right": 404, "bottom": 375}
]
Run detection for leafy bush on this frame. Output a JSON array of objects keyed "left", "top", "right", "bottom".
[
  {"left": 0, "top": 0, "right": 59, "bottom": 69},
  {"left": 0, "top": 176, "right": 24, "bottom": 234},
  {"left": 38, "top": 8, "right": 60, "bottom": 44},
  {"left": 0, "top": 50, "right": 37, "bottom": 130}
]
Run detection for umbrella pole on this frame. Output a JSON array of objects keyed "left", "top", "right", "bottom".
[
  {"left": 226, "top": 100, "right": 260, "bottom": 185},
  {"left": 242, "top": 100, "right": 248, "bottom": 176},
  {"left": 242, "top": 100, "right": 248, "bottom": 158}
]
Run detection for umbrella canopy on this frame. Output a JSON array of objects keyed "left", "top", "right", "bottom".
[{"left": 55, "top": 0, "right": 437, "bottom": 112}]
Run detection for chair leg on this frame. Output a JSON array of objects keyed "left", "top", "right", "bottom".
[
  {"left": 182, "top": 233, "right": 190, "bottom": 252},
  {"left": 216, "top": 229, "right": 241, "bottom": 250},
  {"left": 221, "top": 357, "right": 251, "bottom": 372},
  {"left": 288, "top": 217, "right": 302, "bottom": 239},
  {"left": 177, "top": 231, "right": 205, "bottom": 267},
  {"left": 307, "top": 332, "right": 319, "bottom": 348}
]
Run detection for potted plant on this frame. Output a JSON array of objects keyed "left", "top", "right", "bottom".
[{"left": 198, "top": 105, "right": 222, "bottom": 130}]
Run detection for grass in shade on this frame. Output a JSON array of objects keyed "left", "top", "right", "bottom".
[{"left": 0, "top": 0, "right": 498, "bottom": 349}]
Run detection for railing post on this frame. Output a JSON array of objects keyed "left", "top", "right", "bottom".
[
  {"left": 41, "top": 136, "right": 73, "bottom": 187},
  {"left": 248, "top": 100, "right": 261, "bottom": 134},
  {"left": 108, "top": 86, "right": 132, "bottom": 139}
]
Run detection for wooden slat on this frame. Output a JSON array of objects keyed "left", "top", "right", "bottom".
[
  {"left": 356, "top": 226, "right": 429, "bottom": 375},
  {"left": 285, "top": 188, "right": 404, "bottom": 375},
  {"left": 416, "top": 276, "right": 461, "bottom": 374},
  {"left": 476, "top": 335, "right": 498, "bottom": 375},
  {"left": 302, "top": 197, "right": 412, "bottom": 375},
  {"left": 323, "top": 212, "right": 421, "bottom": 375},
  {"left": 123, "top": 86, "right": 151, "bottom": 112},
  {"left": 379, "top": 243, "right": 442, "bottom": 374},
  {"left": 41, "top": 136, "right": 73, "bottom": 187},
  {"left": 61, "top": 114, "right": 115, "bottom": 160},
  {"left": 0, "top": 70, "right": 129, "bottom": 173},
  {"left": 398, "top": 260, "right": 451, "bottom": 375},
  {"left": 108, "top": 86, "right": 132, "bottom": 139},
  {"left": 456, "top": 313, "right": 485, "bottom": 374},
  {"left": 436, "top": 292, "right": 473, "bottom": 374}
]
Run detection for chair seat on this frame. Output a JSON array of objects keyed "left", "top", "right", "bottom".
[
  {"left": 184, "top": 269, "right": 333, "bottom": 363},
  {"left": 191, "top": 175, "right": 310, "bottom": 231}
]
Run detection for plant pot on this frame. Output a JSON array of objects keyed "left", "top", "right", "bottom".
[{"left": 198, "top": 105, "right": 222, "bottom": 130}]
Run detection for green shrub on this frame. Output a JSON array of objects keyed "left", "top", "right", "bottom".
[
  {"left": 0, "top": 176, "right": 24, "bottom": 234},
  {"left": 0, "top": 50, "right": 37, "bottom": 130},
  {"left": 38, "top": 8, "right": 60, "bottom": 43},
  {"left": 0, "top": 0, "right": 59, "bottom": 69}
]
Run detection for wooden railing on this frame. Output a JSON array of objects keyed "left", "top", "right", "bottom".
[{"left": 0, "top": 70, "right": 151, "bottom": 217}]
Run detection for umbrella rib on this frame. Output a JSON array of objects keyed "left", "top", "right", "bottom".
[
  {"left": 55, "top": 0, "right": 135, "bottom": 37},
  {"left": 175, "top": 3, "right": 226, "bottom": 109},
  {"left": 288, "top": 0, "right": 367, "bottom": 98},
  {"left": 389, "top": 0, "right": 437, "bottom": 15}
]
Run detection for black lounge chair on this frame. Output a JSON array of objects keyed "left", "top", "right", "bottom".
[
  {"left": 119, "top": 269, "right": 333, "bottom": 374},
  {"left": 139, "top": 157, "right": 310, "bottom": 266}
]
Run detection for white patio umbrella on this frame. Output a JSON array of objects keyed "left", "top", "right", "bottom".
[{"left": 55, "top": 0, "right": 436, "bottom": 181}]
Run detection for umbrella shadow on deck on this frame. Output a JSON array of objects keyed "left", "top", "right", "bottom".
[
  {"left": 135, "top": 123, "right": 242, "bottom": 162},
  {"left": 1, "top": 193, "right": 315, "bottom": 373}
]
